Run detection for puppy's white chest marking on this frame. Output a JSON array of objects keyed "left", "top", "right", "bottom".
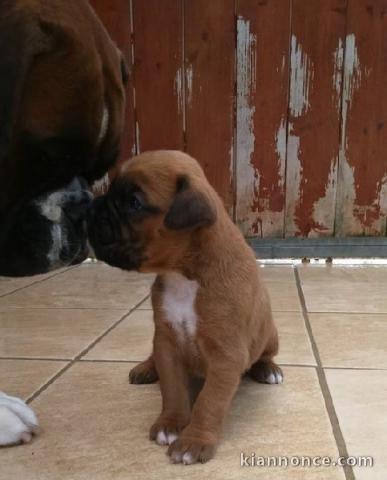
[{"left": 162, "top": 273, "right": 199, "bottom": 340}]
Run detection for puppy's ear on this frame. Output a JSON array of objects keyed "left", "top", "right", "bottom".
[
  {"left": 164, "top": 176, "right": 217, "bottom": 230},
  {"left": 0, "top": 8, "right": 50, "bottom": 164}
]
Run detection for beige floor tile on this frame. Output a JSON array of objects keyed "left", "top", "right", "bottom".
[
  {"left": 299, "top": 264, "right": 387, "bottom": 313},
  {"left": 299, "top": 264, "right": 387, "bottom": 283},
  {"left": 259, "top": 265, "right": 296, "bottom": 283},
  {"left": 84, "top": 310, "right": 154, "bottom": 361},
  {"left": 0, "top": 266, "right": 152, "bottom": 310},
  {"left": 0, "top": 308, "right": 127, "bottom": 359},
  {"left": 65, "top": 262, "right": 155, "bottom": 284},
  {"left": 137, "top": 297, "right": 152, "bottom": 309},
  {"left": 266, "top": 281, "right": 301, "bottom": 312},
  {"left": 310, "top": 313, "right": 387, "bottom": 368},
  {"left": 301, "top": 282, "right": 387, "bottom": 314},
  {"left": 275, "top": 312, "right": 316, "bottom": 366},
  {"left": 0, "top": 364, "right": 344, "bottom": 480},
  {"left": 0, "top": 269, "right": 66, "bottom": 297},
  {"left": 326, "top": 369, "right": 387, "bottom": 480},
  {"left": 0, "top": 359, "right": 67, "bottom": 400},
  {"left": 85, "top": 310, "right": 315, "bottom": 366}
]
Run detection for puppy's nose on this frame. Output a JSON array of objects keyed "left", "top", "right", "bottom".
[{"left": 87, "top": 197, "right": 116, "bottom": 246}]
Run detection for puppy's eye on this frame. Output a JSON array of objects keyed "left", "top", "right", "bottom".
[{"left": 128, "top": 193, "right": 143, "bottom": 212}]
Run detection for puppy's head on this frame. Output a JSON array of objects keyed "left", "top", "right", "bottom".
[{"left": 87, "top": 151, "right": 218, "bottom": 272}]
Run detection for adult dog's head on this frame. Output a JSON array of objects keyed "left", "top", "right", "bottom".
[
  {"left": 88, "top": 151, "right": 219, "bottom": 274},
  {"left": 0, "top": 0, "right": 127, "bottom": 276}
]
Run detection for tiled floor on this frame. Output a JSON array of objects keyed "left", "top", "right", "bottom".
[{"left": 1, "top": 261, "right": 386, "bottom": 480}]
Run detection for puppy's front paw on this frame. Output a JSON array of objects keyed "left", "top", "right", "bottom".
[
  {"left": 168, "top": 435, "right": 216, "bottom": 465},
  {"left": 0, "top": 392, "right": 40, "bottom": 446},
  {"left": 150, "top": 416, "right": 189, "bottom": 446}
]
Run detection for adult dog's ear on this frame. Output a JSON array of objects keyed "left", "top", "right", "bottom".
[
  {"left": 164, "top": 176, "right": 217, "bottom": 230},
  {"left": 0, "top": 6, "right": 50, "bottom": 165}
]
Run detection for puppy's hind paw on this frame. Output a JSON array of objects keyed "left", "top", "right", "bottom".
[
  {"left": 129, "top": 357, "right": 158, "bottom": 385},
  {"left": 248, "top": 360, "right": 283, "bottom": 385}
]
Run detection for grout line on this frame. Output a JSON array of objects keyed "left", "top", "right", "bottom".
[
  {"left": 0, "top": 265, "right": 80, "bottom": 299},
  {"left": 307, "top": 310, "right": 387, "bottom": 315},
  {"left": 26, "top": 294, "right": 150, "bottom": 404},
  {"left": 79, "top": 359, "right": 139, "bottom": 364},
  {"left": 294, "top": 267, "right": 355, "bottom": 480},
  {"left": 2, "top": 355, "right": 385, "bottom": 371},
  {"left": 0, "top": 307, "right": 132, "bottom": 310},
  {"left": 0, "top": 357, "right": 70, "bottom": 362}
]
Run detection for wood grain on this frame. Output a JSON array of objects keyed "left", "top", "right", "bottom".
[
  {"left": 133, "top": 0, "right": 184, "bottom": 152},
  {"left": 285, "top": 0, "right": 347, "bottom": 238},
  {"left": 236, "top": 0, "right": 290, "bottom": 237},
  {"left": 336, "top": 0, "right": 387, "bottom": 235},
  {"left": 184, "top": 0, "right": 235, "bottom": 211}
]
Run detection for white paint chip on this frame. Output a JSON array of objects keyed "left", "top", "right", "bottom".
[{"left": 289, "top": 35, "right": 314, "bottom": 117}]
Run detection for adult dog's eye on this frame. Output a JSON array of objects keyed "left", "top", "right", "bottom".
[{"left": 128, "top": 193, "right": 143, "bottom": 212}]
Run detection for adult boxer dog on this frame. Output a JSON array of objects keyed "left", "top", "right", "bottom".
[
  {"left": 88, "top": 151, "right": 283, "bottom": 465},
  {"left": 0, "top": 0, "right": 127, "bottom": 445}
]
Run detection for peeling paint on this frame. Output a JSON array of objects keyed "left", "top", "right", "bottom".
[
  {"left": 336, "top": 33, "right": 374, "bottom": 234},
  {"left": 378, "top": 174, "right": 387, "bottom": 217},
  {"left": 235, "top": 16, "right": 257, "bottom": 233},
  {"left": 174, "top": 67, "right": 183, "bottom": 115},
  {"left": 340, "top": 34, "right": 362, "bottom": 151},
  {"left": 281, "top": 54, "right": 286, "bottom": 74},
  {"left": 285, "top": 123, "right": 302, "bottom": 235},
  {"left": 289, "top": 35, "right": 314, "bottom": 117},
  {"left": 186, "top": 63, "right": 193, "bottom": 106},
  {"left": 275, "top": 117, "right": 287, "bottom": 169},
  {"left": 332, "top": 37, "right": 344, "bottom": 112},
  {"left": 312, "top": 160, "right": 337, "bottom": 231}
]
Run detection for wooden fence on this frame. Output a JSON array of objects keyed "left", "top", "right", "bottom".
[{"left": 90, "top": 0, "right": 387, "bottom": 239}]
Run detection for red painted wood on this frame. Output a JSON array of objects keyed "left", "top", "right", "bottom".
[
  {"left": 285, "top": 0, "right": 347, "bottom": 238},
  {"left": 132, "top": 0, "right": 184, "bottom": 152},
  {"left": 235, "top": 0, "right": 290, "bottom": 237},
  {"left": 184, "top": 0, "right": 235, "bottom": 211},
  {"left": 336, "top": 0, "right": 387, "bottom": 235}
]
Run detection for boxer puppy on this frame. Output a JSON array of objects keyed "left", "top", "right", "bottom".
[
  {"left": 0, "top": 0, "right": 128, "bottom": 276},
  {"left": 88, "top": 151, "right": 283, "bottom": 465}
]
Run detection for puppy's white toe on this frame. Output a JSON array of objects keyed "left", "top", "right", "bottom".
[
  {"left": 166, "top": 432, "right": 178, "bottom": 444},
  {"left": 0, "top": 392, "right": 40, "bottom": 446},
  {"left": 156, "top": 430, "right": 168, "bottom": 445},
  {"left": 266, "top": 371, "right": 283, "bottom": 384},
  {"left": 156, "top": 429, "right": 178, "bottom": 446},
  {"left": 182, "top": 452, "right": 194, "bottom": 465}
]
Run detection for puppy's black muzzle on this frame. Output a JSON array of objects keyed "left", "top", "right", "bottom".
[
  {"left": 87, "top": 196, "right": 143, "bottom": 271},
  {"left": 88, "top": 196, "right": 121, "bottom": 247}
]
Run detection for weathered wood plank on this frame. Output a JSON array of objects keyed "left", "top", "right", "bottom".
[
  {"left": 236, "top": 0, "right": 290, "bottom": 237},
  {"left": 133, "top": 0, "right": 184, "bottom": 152},
  {"left": 336, "top": 0, "right": 387, "bottom": 236},
  {"left": 184, "top": 0, "right": 235, "bottom": 211},
  {"left": 285, "top": 0, "right": 347, "bottom": 238}
]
